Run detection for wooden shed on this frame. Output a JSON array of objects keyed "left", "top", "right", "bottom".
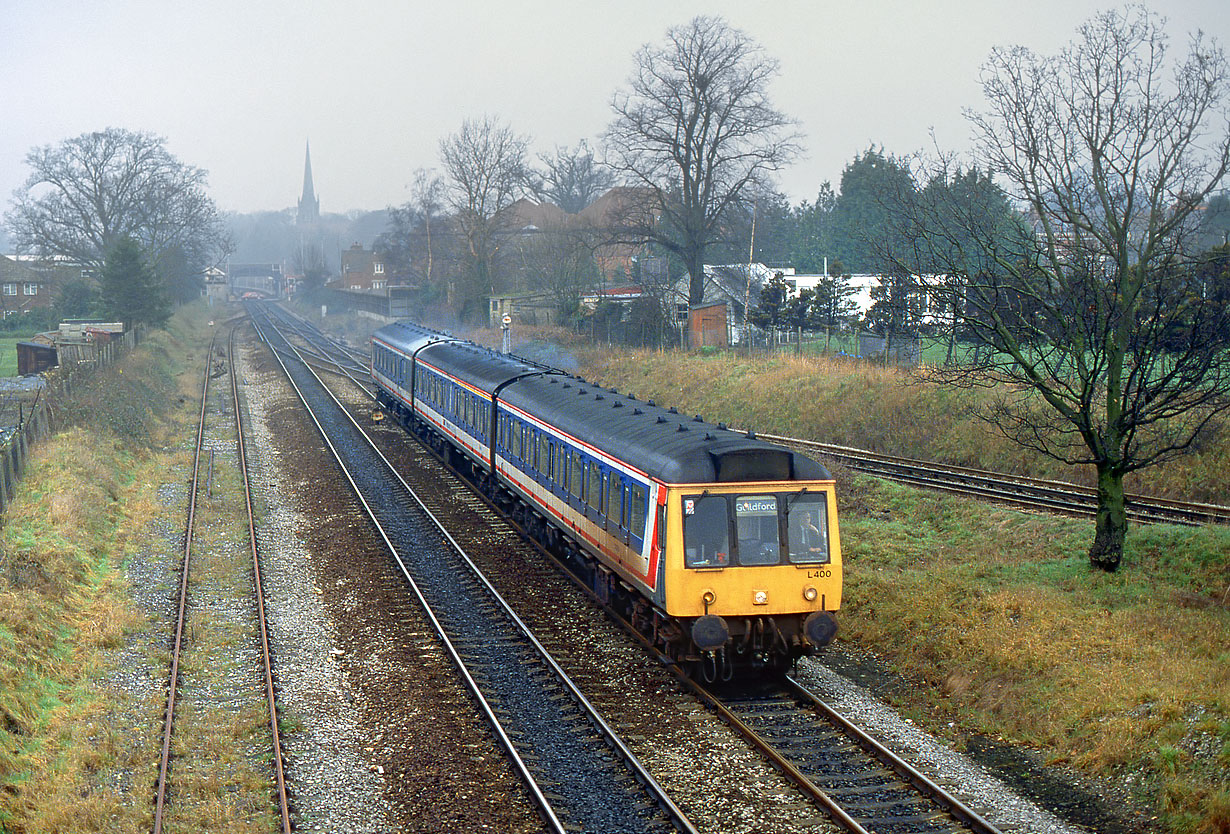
[{"left": 16, "top": 341, "right": 58, "bottom": 376}]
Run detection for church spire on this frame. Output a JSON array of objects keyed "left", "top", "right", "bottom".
[{"left": 297, "top": 140, "right": 320, "bottom": 226}]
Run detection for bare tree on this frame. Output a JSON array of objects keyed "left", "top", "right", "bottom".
[
  {"left": 605, "top": 16, "right": 801, "bottom": 306},
  {"left": 377, "top": 168, "right": 447, "bottom": 287},
  {"left": 410, "top": 168, "right": 446, "bottom": 286},
  {"left": 511, "top": 226, "right": 600, "bottom": 323},
  {"left": 440, "top": 116, "right": 530, "bottom": 320},
  {"left": 894, "top": 7, "right": 1230, "bottom": 571},
  {"left": 532, "top": 141, "right": 614, "bottom": 213},
  {"left": 6, "top": 128, "right": 229, "bottom": 275}
]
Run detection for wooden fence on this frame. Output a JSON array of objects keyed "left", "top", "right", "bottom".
[{"left": 0, "top": 327, "right": 141, "bottom": 514}]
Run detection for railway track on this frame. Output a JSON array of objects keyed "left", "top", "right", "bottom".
[
  {"left": 248, "top": 301, "right": 698, "bottom": 834},
  {"left": 696, "top": 677, "right": 1000, "bottom": 834},
  {"left": 153, "top": 327, "right": 292, "bottom": 833}
]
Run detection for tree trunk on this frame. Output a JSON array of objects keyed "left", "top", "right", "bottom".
[
  {"left": 1090, "top": 465, "right": 1127, "bottom": 572},
  {"left": 687, "top": 252, "right": 705, "bottom": 307}
]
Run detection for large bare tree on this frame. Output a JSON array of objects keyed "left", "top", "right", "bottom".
[
  {"left": 531, "top": 141, "right": 614, "bottom": 214},
  {"left": 604, "top": 16, "right": 801, "bottom": 306},
  {"left": 6, "top": 128, "right": 229, "bottom": 275},
  {"left": 439, "top": 116, "right": 529, "bottom": 320},
  {"left": 894, "top": 7, "right": 1230, "bottom": 571}
]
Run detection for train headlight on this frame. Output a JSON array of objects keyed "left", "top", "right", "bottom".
[
  {"left": 753, "top": 590, "right": 768, "bottom": 605},
  {"left": 803, "top": 586, "right": 818, "bottom": 602}
]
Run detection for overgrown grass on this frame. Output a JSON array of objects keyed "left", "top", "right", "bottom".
[
  {"left": 583, "top": 347, "right": 1230, "bottom": 833},
  {"left": 837, "top": 474, "right": 1229, "bottom": 831},
  {"left": 0, "top": 303, "right": 217, "bottom": 832}
]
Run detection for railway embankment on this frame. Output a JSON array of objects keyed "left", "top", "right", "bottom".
[
  {"left": 0, "top": 305, "right": 295, "bottom": 833},
  {"left": 581, "top": 346, "right": 1230, "bottom": 834}
]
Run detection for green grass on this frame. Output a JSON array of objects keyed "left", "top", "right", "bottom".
[
  {"left": 0, "top": 337, "right": 29, "bottom": 377},
  {"left": 830, "top": 472, "right": 1230, "bottom": 830}
]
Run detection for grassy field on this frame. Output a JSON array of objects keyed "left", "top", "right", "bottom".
[
  {"left": 0, "top": 337, "right": 30, "bottom": 377},
  {"left": 579, "top": 346, "right": 1230, "bottom": 833}
]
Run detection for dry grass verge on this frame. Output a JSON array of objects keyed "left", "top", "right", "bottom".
[{"left": 0, "top": 303, "right": 277, "bottom": 833}]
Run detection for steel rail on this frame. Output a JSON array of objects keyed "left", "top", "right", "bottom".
[
  {"left": 781, "top": 675, "right": 1001, "bottom": 833},
  {"left": 248, "top": 303, "right": 698, "bottom": 834},
  {"left": 152, "top": 335, "right": 215, "bottom": 834},
  {"left": 229, "top": 322, "right": 293, "bottom": 833}
]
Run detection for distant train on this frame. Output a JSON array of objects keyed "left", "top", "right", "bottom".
[{"left": 370, "top": 321, "right": 841, "bottom": 678}]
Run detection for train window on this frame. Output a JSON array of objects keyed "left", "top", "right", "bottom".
[
  {"left": 551, "top": 443, "right": 563, "bottom": 484},
  {"left": 529, "top": 429, "right": 539, "bottom": 469},
  {"left": 512, "top": 422, "right": 523, "bottom": 460},
  {"left": 629, "top": 484, "right": 647, "bottom": 540},
  {"left": 539, "top": 435, "right": 550, "bottom": 475},
  {"left": 735, "top": 495, "right": 781, "bottom": 566},
  {"left": 607, "top": 474, "right": 623, "bottom": 526},
  {"left": 787, "top": 493, "right": 830, "bottom": 564},
  {"left": 682, "top": 494, "right": 728, "bottom": 567},
  {"left": 586, "top": 462, "right": 603, "bottom": 512},
  {"left": 569, "top": 452, "right": 584, "bottom": 499}
]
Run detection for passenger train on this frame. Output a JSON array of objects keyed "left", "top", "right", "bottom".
[{"left": 370, "top": 321, "right": 841, "bottom": 677}]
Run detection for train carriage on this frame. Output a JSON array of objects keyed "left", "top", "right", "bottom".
[{"left": 371, "top": 320, "right": 841, "bottom": 677}]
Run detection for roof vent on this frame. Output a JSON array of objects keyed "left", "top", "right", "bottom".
[
  {"left": 612, "top": 400, "right": 623, "bottom": 408},
  {"left": 717, "top": 422, "right": 727, "bottom": 430},
  {"left": 704, "top": 432, "right": 715, "bottom": 440},
  {"left": 677, "top": 424, "right": 689, "bottom": 432},
  {"left": 746, "top": 430, "right": 756, "bottom": 439},
  {"left": 693, "top": 414, "right": 703, "bottom": 422},
  {"left": 656, "top": 416, "right": 667, "bottom": 424},
  {"left": 633, "top": 408, "right": 643, "bottom": 415},
  {"left": 648, "top": 400, "right": 656, "bottom": 407},
  {"left": 563, "top": 383, "right": 572, "bottom": 389},
  {"left": 595, "top": 394, "right": 604, "bottom": 401},
  {"left": 668, "top": 407, "right": 678, "bottom": 414}
]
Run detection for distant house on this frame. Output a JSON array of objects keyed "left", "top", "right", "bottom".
[
  {"left": 0, "top": 255, "right": 58, "bottom": 317},
  {"left": 336, "top": 243, "right": 387, "bottom": 291},
  {"left": 576, "top": 186, "right": 658, "bottom": 283},
  {"left": 502, "top": 187, "right": 659, "bottom": 285}
]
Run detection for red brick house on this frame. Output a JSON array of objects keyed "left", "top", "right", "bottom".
[
  {"left": 0, "top": 255, "right": 58, "bottom": 317},
  {"left": 336, "top": 243, "right": 388, "bottom": 291}
]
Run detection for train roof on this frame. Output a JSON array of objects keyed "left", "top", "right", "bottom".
[
  {"left": 376, "top": 320, "right": 829, "bottom": 485},
  {"left": 372, "top": 320, "right": 459, "bottom": 356},
  {"left": 499, "top": 375, "right": 829, "bottom": 484}
]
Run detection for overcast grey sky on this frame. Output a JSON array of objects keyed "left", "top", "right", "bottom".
[{"left": 2, "top": 0, "right": 1227, "bottom": 218}]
